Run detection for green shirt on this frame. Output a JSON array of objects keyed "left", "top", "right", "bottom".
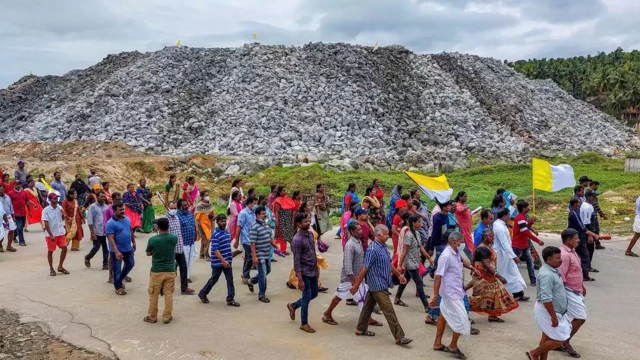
[
  {"left": 146, "top": 233, "right": 178, "bottom": 273},
  {"left": 536, "top": 263, "right": 568, "bottom": 315}
]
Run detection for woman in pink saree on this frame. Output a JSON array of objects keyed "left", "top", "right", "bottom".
[
  {"left": 227, "top": 191, "right": 244, "bottom": 240},
  {"left": 183, "top": 176, "right": 200, "bottom": 213}
]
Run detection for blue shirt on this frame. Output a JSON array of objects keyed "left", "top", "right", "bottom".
[
  {"left": 237, "top": 207, "right": 256, "bottom": 245},
  {"left": 473, "top": 222, "right": 488, "bottom": 247},
  {"left": 364, "top": 240, "right": 393, "bottom": 292},
  {"left": 636, "top": 196, "right": 640, "bottom": 216},
  {"left": 51, "top": 180, "right": 67, "bottom": 202},
  {"left": 210, "top": 227, "right": 232, "bottom": 267},
  {"left": 430, "top": 212, "right": 451, "bottom": 249},
  {"left": 176, "top": 210, "right": 196, "bottom": 246},
  {"left": 105, "top": 216, "right": 132, "bottom": 252}
]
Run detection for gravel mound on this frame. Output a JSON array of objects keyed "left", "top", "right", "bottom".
[{"left": 1, "top": 43, "right": 635, "bottom": 170}]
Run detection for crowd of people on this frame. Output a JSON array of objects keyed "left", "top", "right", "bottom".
[{"left": 0, "top": 160, "right": 636, "bottom": 359}]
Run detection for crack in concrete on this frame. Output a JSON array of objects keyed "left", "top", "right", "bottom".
[{"left": 5, "top": 286, "right": 119, "bottom": 359}]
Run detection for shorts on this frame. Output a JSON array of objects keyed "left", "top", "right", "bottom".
[
  {"left": 46, "top": 236, "right": 67, "bottom": 251},
  {"left": 634, "top": 215, "right": 640, "bottom": 233}
]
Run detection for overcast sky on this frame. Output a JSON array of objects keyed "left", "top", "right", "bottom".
[{"left": 1, "top": 0, "right": 639, "bottom": 88}]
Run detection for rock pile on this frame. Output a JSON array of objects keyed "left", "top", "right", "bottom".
[{"left": 1, "top": 43, "right": 636, "bottom": 170}]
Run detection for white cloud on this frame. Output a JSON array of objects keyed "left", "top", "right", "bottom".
[{"left": 0, "top": 0, "right": 638, "bottom": 88}]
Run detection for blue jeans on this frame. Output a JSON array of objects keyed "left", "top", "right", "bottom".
[
  {"left": 250, "top": 259, "right": 271, "bottom": 297},
  {"left": 241, "top": 243, "right": 253, "bottom": 279},
  {"left": 513, "top": 247, "right": 535, "bottom": 283},
  {"left": 200, "top": 266, "right": 235, "bottom": 302},
  {"left": 291, "top": 275, "right": 318, "bottom": 325},
  {"left": 111, "top": 251, "right": 135, "bottom": 290},
  {"left": 14, "top": 216, "right": 26, "bottom": 245}
]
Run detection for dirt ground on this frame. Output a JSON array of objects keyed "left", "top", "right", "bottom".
[{"left": 0, "top": 309, "right": 108, "bottom": 359}]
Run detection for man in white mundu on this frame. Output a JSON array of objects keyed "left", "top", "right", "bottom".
[{"left": 431, "top": 231, "right": 478, "bottom": 359}]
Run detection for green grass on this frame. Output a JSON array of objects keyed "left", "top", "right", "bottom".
[{"left": 233, "top": 153, "right": 640, "bottom": 235}]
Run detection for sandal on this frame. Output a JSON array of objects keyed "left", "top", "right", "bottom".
[
  {"left": 433, "top": 345, "right": 447, "bottom": 352},
  {"left": 163, "top": 316, "right": 172, "bottom": 324},
  {"left": 6, "top": 247, "right": 16, "bottom": 252},
  {"left": 57, "top": 268, "right": 70, "bottom": 275},
  {"left": 50, "top": 270, "right": 57, "bottom": 277},
  {"left": 424, "top": 317, "right": 437, "bottom": 325},
  {"left": 258, "top": 296, "right": 270, "bottom": 303},
  {"left": 395, "top": 337, "right": 412, "bottom": 346},
  {"left": 470, "top": 328, "right": 480, "bottom": 335},
  {"left": 368, "top": 319, "right": 383, "bottom": 327},
  {"left": 322, "top": 317, "right": 338, "bottom": 325},
  {"left": 355, "top": 330, "right": 375, "bottom": 337},
  {"left": 115, "top": 288, "right": 127, "bottom": 295},
  {"left": 143, "top": 316, "right": 157, "bottom": 323},
  {"left": 446, "top": 347, "right": 467, "bottom": 359},
  {"left": 626, "top": 251, "right": 639, "bottom": 257},
  {"left": 394, "top": 299, "right": 408, "bottom": 307},
  {"left": 561, "top": 343, "right": 581, "bottom": 358},
  {"left": 227, "top": 300, "right": 241, "bottom": 307},
  {"left": 488, "top": 317, "right": 505, "bottom": 323}
]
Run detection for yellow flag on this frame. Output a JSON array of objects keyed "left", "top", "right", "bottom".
[
  {"left": 176, "top": 40, "right": 181, "bottom": 48},
  {"left": 40, "top": 178, "right": 53, "bottom": 193},
  {"left": 532, "top": 158, "right": 575, "bottom": 192},
  {"left": 404, "top": 171, "right": 453, "bottom": 203},
  {"left": 252, "top": 33, "right": 258, "bottom": 40}
]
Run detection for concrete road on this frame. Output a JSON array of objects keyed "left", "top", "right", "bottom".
[{"left": 0, "top": 226, "right": 637, "bottom": 360}]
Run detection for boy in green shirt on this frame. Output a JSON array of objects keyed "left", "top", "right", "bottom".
[{"left": 144, "top": 218, "right": 178, "bottom": 324}]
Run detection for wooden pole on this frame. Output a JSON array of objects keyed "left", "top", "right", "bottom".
[{"left": 532, "top": 188, "right": 536, "bottom": 215}]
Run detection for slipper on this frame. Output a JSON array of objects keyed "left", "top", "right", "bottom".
[
  {"left": 355, "top": 331, "right": 375, "bottom": 336},
  {"left": 626, "top": 252, "right": 639, "bottom": 257},
  {"left": 395, "top": 337, "right": 412, "bottom": 346},
  {"left": 526, "top": 352, "right": 532, "bottom": 360},
  {"left": 227, "top": 300, "right": 241, "bottom": 307},
  {"left": 57, "top": 268, "right": 70, "bottom": 275},
  {"left": 50, "top": 270, "right": 57, "bottom": 277},
  {"left": 115, "top": 288, "right": 127, "bottom": 295},
  {"left": 143, "top": 316, "right": 157, "bottom": 323},
  {"left": 488, "top": 317, "right": 505, "bottom": 323},
  {"left": 424, "top": 318, "right": 437, "bottom": 325},
  {"left": 368, "top": 320, "right": 383, "bottom": 327},
  {"left": 300, "top": 325, "right": 315, "bottom": 333},
  {"left": 258, "top": 296, "right": 270, "bottom": 303},
  {"left": 394, "top": 299, "right": 408, "bottom": 307},
  {"left": 322, "top": 317, "right": 338, "bottom": 325},
  {"left": 433, "top": 345, "right": 447, "bottom": 352},
  {"left": 446, "top": 347, "right": 467, "bottom": 359},
  {"left": 287, "top": 303, "right": 296, "bottom": 321},
  {"left": 163, "top": 316, "right": 172, "bottom": 324}
]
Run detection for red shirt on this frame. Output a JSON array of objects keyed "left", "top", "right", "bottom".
[
  {"left": 512, "top": 213, "right": 541, "bottom": 249},
  {"left": 359, "top": 220, "right": 375, "bottom": 251},
  {"left": 7, "top": 190, "right": 29, "bottom": 217}
]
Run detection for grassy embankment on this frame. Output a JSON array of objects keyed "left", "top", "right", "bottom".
[{"left": 148, "top": 152, "right": 638, "bottom": 235}]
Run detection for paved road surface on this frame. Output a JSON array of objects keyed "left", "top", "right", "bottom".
[{"left": 0, "top": 226, "right": 637, "bottom": 360}]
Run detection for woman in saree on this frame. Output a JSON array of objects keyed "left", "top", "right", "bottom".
[
  {"left": 24, "top": 179, "right": 43, "bottom": 230},
  {"left": 386, "top": 185, "right": 402, "bottom": 228},
  {"left": 164, "top": 174, "right": 181, "bottom": 208},
  {"left": 273, "top": 186, "right": 296, "bottom": 255},
  {"left": 137, "top": 179, "right": 155, "bottom": 233},
  {"left": 467, "top": 228, "right": 519, "bottom": 322},
  {"left": 362, "top": 185, "right": 382, "bottom": 226},
  {"left": 62, "top": 189, "right": 84, "bottom": 251},
  {"left": 372, "top": 179, "right": 385, "bottom": 220},
  {"left": 286, "top": 211, "right": 329, "bottom": 293},
  {"left": 122, "top": 183, "right": 143, "bottom": 230},
  {"left": 314, "top": 184, "right": 332, "bottom": 235},
  {"left": 102, "top": 182, "right": 113, "bottom": 204},
  {"left": 184, "top": 176, "right": 200, "bottom": 213},
  {"left": 340, "top": 202, "right": 358, "bottom": 248},
  {"left": 228, "top": 178, "right": 244, "bottom": 208},
  {"left": 195, "top": 190, "right": 216, "bottom": 260}
]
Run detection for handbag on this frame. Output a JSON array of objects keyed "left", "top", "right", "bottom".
[{"left": 317, "top": 238, "right": 329, "bottom": 253}]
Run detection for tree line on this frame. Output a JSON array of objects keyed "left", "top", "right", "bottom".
[{"left": 510, "top": 47, "right": 640, "bottom": 120}]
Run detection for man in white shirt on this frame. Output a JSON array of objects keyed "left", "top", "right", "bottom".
[{"left": 42, "top": 193, "right": 69, "bottom": 276}]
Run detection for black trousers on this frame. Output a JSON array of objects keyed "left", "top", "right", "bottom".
[
  {"left": 175, "top": 253, "right": 188, "bottom": 292},
  {"left": 85, "top": 235, "right": 109, "bottom": 266},
  {"left": 576, "top": 232, "right": 591, "bottom": 278}
]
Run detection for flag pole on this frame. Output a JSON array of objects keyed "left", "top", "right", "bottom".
[{"left": 532, "top": 188, "right": 536, "bottom": 215}]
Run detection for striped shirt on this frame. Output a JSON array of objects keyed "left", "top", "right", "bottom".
[
  {"left": 176, "top": 210, "right": 196, "bottom": 246},
  {"left": 364, "top": 240, "right": 393, "bottom": 292},
  {"left": 342, "top": 237, "right": 364, "bottom": 283},
  {"left": 164, "top": 213, "right": 184, "bottom": 254},
  {"left": 210, "top": 228, "right": 232, "bottom": 267},
  {"left": 250, "top": 219, "right": 272, "bottom": 260}
]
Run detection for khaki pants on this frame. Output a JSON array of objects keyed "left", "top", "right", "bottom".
[
  {"left": 357, "top": 290, "right": 405, "bottom": 340},
  {"left": 148, "top": 272, "right": 176, "bottom": 321}
]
